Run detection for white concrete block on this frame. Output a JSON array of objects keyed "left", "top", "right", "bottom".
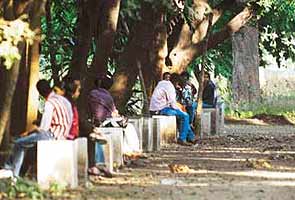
[
  {"left": 142, "top": 117, "right": 153, "bottom": 152},
  {"left": 74, "top": 138, "right": 88, "bottom": 185},
  {"left": 201, "top": 111, "right": 211, "bottom": 138},
  {"left": 128, "top": 117, "right": 143, "bottom": 151},
  {"left": 95, "top": 128, "right": 124, "bottom": 169},
  {"left": 37, "top": 140, "right": 78, "bottom": 189},
  {"left": 96, "top": 136, "right": 113, "bottom": 172},
  {"left": 152, "top": 115, "right": 177, "bottom": 146}
]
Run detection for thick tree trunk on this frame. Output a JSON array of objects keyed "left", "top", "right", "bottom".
[
  {"left": 110, "top": 3, "right": 169, "bottom": 112},
  {"left": 70, "top": 0, "right": 96, "bottom": 78},
  {"left": 70, "top": 0, "right": 121, "bottom": 134},
  {"left": 232, "top": 25, "right": 260, "bottom": 104},
  {"left": 168, "top": 1, "right": 251, "bottom": 72},
  {"left": 0, "top": 1, "right": 45, "bottom": 146},
  {"left": 0, "top": 43, "right": 25, "bottom": 145},
  {"left": 91, "top": 0, "right": 121, "bottom": 76}
]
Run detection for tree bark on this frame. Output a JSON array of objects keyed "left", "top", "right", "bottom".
[
  {"left": 91, "top": 0, "right": 121, "bottom": 77},
  {"left": 168, "top": 0, "right": 251, "bottom": 72},
  {"left": 0, "top": 0, "right": 45, "bottom": 146},
  {"left": 70, "top": 0, "right": 96, "bottom": 78},
  {"left": 110, "top": 3, "right": 170, "bottom": 112},
  {"left": 0, "top": 43, "right": 25, "bottom": 145},
  {"left": 232, "top": 25, "right": 260, "bottom": 104}
]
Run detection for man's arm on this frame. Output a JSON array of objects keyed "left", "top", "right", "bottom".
[
  {"left": 39, "top": 102, "right": 54, "bottom": 131},
  {"left": 166, "top": 82, "right": 179, "bottom": 110}
]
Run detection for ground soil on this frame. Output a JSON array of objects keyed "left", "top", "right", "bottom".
[
  {"left": 68, "top": 121, "right": 295, "bottom": 200},
  {"left": 3, "top": 117, "right": 295, "bottom": 200}
]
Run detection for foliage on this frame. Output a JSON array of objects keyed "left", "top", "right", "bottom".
[
  {"left": 0, "top": 17, "right": 35, "bottom": 69},
  {"left": 225, "top": 92, "right": 295, "bottom": 123},
  {"left": 0, "top": 178, "right": 44, "bottom": 200},
  {"left": 257, "top": 0, "right": 295, "bottom": 67},
  {"left": 41, "top": 0, "right": 77, "bottom": 79}
]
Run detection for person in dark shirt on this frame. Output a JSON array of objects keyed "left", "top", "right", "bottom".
[{"left": 202, "top": 72, "right": 216, "bottom": 108}]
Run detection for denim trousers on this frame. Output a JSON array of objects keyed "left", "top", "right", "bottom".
[
  {"left": 4, "top": 130, "right": 54, "bottom": 176},
  {"left": 186, "top": 101, "right": 197, "bottom": 124},
  {"left": 160, "top": 107, "right": 195, "bottom": 142},
  {"left": 95, "top": 142, "right": 105, "bottom": 164}
]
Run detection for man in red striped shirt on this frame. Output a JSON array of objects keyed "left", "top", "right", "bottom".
[{"left": 0, "top": 79, "right": 73, "bottom": 178}]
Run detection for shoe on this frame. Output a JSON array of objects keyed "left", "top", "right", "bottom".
[
  {"left": 177, "top": 139, "right": 191, "bottom": 146},
  {"left": 89, "top": 132, "right": 107, "bottom": 144},
  {"left": 0, "top": 169, "right": 13, "bottom": 179},
  {"left": 187, "top": 139, "right": 198, "bottom": 145}
]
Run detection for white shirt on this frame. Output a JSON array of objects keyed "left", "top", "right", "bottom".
[{"left": 149, "top": 80, "right": 179, "bottom": 111}]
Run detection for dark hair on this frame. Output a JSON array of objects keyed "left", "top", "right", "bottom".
[
  {"left": 162, "top": 72, "right": 171, "bottom": 80},
  {"left": 94, "top": 73, "right": 113, "bottom": 90},
  {"left": 204, "top": 71, "right": 210, "bottom": 79},
  {"left": 170, "top": 73, "right": 180, "bottom": 85},
  {"left": 180, "top": 71, "right": 189, "bottom": 80},
  {"left": 64, "top": 77, "right": 80, "bottom": 103},
  {"left": 36, "top": 79, "right": 52, "bottom": 97}
]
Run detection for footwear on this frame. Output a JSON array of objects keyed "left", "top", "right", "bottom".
[
  {"left": 177, "top": 139, "right": 191, "bottom": 146},
  {"left": 89, "top": 132, "right": 107, "bottom": 144},
  {"left": 0, "top": 169, "right": 13, "bottom": 179},
  {"left": 187, "top": 139, "right": 198, "bottom": 145}
]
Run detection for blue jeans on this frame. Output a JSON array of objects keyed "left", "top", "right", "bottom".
[
  {"left": 95, "top": 142, "right": 105, "bottom": 164},
  {"left": 196, "top": 102, "right": 214, "bottom": 108},
  {"left": 186, "top": 101, "right": 197, "bottom": 124},
  {"left": 160, "top": 107, "right": 195, "bottom": 142},
  {"left": 4, "top": 130, "right": 54, "bottom": 176}
]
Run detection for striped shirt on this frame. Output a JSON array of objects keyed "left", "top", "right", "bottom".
[{"left": 39, "top": 92, "right": 73, "bottom": 139}]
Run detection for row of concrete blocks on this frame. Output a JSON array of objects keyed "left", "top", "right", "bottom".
[
  {"left": 37, "top": 110, "right": 224, "bottom": 189},
  {"left": 36, "top": 115, "right": 177, "bottom": 189}
]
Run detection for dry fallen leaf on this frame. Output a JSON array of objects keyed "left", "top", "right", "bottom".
[{"left": 168, "top": 164, "right": 191, "bottom": 173}]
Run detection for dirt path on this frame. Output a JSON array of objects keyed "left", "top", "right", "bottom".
[{"left": 62, "top": 124, "right": 295, "bottom": 200}]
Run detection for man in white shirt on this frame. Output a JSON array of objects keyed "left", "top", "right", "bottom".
[
  {"left": 149, "top": 73, "right": 196, "bottom": 145},
  {"left": 0, "top": 79, "right": 73, "bottom": 178}
]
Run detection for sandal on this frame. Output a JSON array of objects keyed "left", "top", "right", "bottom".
[
  {"left": 95, "top": 165, "right": 113, "bottom": 178},
  {"left": 88, "top": 167, "right": 103, "bottom": 176}
]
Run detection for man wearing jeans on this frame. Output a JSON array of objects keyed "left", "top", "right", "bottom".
[
  {"left": 0, "top": 79, "right": 73, "bottom": 178},
  {"left": 149, "top": 73, "right": 196, "bottom": 146}
]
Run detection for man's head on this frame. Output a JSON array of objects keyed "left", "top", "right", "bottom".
[
  {"left": 36, "top": 79, "right": 52, "bottom": 98},
  {"left": 180, "top": 71, "right": 189, "bottom": 81},
  {"left": 95, "top": 73, "right": 113, "bottom": 90},
  {"left": 64, "top": 77, "right": 81, "bottom": 100},
  {"left": 204, "top": 71, "right": 210, "bottom": 84},
  {"left": 170, "top": 73, "right": 181, "bottom": 87},
  {"left": 163, "top": 72, "right": 171, "bottom": 81}
]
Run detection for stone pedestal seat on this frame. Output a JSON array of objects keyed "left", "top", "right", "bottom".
[{"left": 37, "top": 138, "right": 88, "bottom": 189}]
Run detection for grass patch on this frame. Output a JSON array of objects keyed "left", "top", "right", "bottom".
[{"left": 225, "top": 94, "right": 295, "bottom": 123}]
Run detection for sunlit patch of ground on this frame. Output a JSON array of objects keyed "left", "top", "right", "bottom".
[{"left": 73, "top": 132, "right": 295, "bottom": 200}]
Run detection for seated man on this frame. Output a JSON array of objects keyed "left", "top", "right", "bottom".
[
  {"left": 179, "top": 71, "right": 197, "bottom": 124},
  {"left": 201, "top": 72, "right": 216, "bottom": 108},
  {"left": 149, "top": 73, "right": 196, "bottom": 145},
  {"left": 0, "top": 80, "right": 73, "bottom": 178},
  {"left": 87, "top": 74, "right": 140, "bottom": 175}
]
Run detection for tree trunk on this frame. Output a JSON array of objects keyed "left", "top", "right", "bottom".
[
  {"left": 0, "top": 43, "right": 25, "bottom": 145},
  {"left": 110, "top": 3, "right": 169, "bottom": 112},
  {"left": 0, "top": 0, "right": 45, "bottom": 146},
  {"left": 168, "top": 1, "right": 251, "bottom": 72},
  {"left": 91, "top": 0, "right": 121, "bottom": 76},
  {"left": 70, "top": 0, "right": 96, "bottom": 78},
  {"left": 232, "top": 25, "right": 260, "bottom": 104}
]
